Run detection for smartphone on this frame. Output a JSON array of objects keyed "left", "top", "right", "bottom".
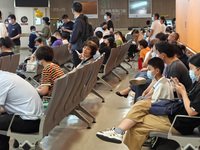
[
  {"left": 171, "top": 77, "right": 180, "bottom": 85},
  {"left": 75, "top": 50, "right": 81, "bottom": 56}
]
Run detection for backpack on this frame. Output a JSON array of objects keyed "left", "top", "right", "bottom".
[{"left": 82, "top": 16, "right": 93, "bottom": 43}]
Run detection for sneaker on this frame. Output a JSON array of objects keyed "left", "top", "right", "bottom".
[
  {"left": 96, "top": 127, "right": 123, "bottom": 144},
  {"left": 129, "top": 77, "right": 147, "bottom": 86}
]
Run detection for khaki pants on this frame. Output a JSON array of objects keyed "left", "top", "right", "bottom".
[
  {"left": 13, "top": 45, "right": 20, "bottom": 54},
  {"left": 123, "top": 100, "right": 180, "bottom": 150}
]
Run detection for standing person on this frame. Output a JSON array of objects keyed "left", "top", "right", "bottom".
[
  {"left": 0, "top": 11, "right": 8, "bottom": 38},
  {"left": 28, "top": 26, "right": 37, "bottom": 53},
  {"left": 148, "top": 13, "right": 162, "bottom": 42},
  {"left": 38, "top": 17, "right": 51, "bottom": 46},
  {"left": 61, "top": 14, "right": 74, "bottom": 34},
  {"left": 7, "top": 14, "right": 21, "bottom": 54},
  {"left": 68, "top": 2, "right": 88, "bottom": 67},
  {"left": 104, "top": 12, "right": 114, "bottom": 33},
  {"left": 160, "top": 16, "right": 167, "bottom": 33}
]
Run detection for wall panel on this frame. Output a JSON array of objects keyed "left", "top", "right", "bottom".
[{"left": 50, "top": 0, "right": 175, "bottom": 31}]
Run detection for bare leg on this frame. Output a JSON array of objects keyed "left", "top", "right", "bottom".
[
  {"left": 119, "top": 87, "right": 132, "bottom": 95},
  {"left": 118, "top": 118, "right": 137, "bottom": 132}
]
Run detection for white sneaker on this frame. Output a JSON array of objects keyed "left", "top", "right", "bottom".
[
  {"left": 96, "top": 127, "right": 123, "bottom": 144},
  {"left": 129, "top": 77, "right": 147, "bottom": 86}
]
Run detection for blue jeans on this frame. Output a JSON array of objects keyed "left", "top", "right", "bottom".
[{"left": 129, "top": 71, "right": 152, "bottom": 103}]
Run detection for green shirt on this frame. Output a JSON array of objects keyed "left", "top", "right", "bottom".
[{"left": 115, "top": 40, "right": 123, "bottom": 46}]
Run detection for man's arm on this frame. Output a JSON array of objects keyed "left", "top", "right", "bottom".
[
  {"left": 0, "top": 105, "right": 6, "bottom": 114},
  {"left": 10, "top": 34, "right": 21, "bottom": 40}
]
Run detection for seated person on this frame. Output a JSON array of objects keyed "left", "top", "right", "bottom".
[
  {"left": 173, "top": 44, "right": 189, "bottom": 70},
  {"left": 168, "top": 32, "right": 179, "bottom": 44},
  {"left": 35, "top": 46, "right": 64, "bottom": 98},
  {"left": 99, "top": 36, "right": 115, "bottom": 65},
  {"left": 140, "top": 57, "right": 174, "bottom": 102},
  {"left": 76, "top": 40, "right": 98, "bottom": 68},
  {"left": 94, "top": 22, "right": 110, "bottom": 37},
  {"left": 114, "top": 31, "right": 124, "bottom": 46},
  {"left": 0, "top": 71, "right": 43, "bottom": 150},
  {"left": 28, "top": 26, "right": 37, "bottom": 53},
  {"left": 0, "top": 36, "right": 14, "bottom": 57},
  {"left": 51, "top": 30, "right": 63, "bottom": 47},
  {"left": 48, "top": 36, "right": 57, "bottom": 47},
  {"left": 95, "top": 31, "right": 104, "bottom": 44},
  {"left": 87, "top": 36, "right": 101, "bottom": 60},
  {"left": 61, "top": 32, "right": 70, "bottom": 45},
  {"left": 138, "top": 39, "right": 151, "bottom": 61},
  {"left": 155, "top": 32, "right": 167, "bottom": 41},
  {"left": 96, "top": 53, "right": 200, "bottom": 150}
]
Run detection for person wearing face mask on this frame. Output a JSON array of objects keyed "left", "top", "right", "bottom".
[
  {"left": 7, "top": 14, "right": 21, "bottom": 53},
  {"left": 68, "top": 2, "right": 88, "bottom": 67},
  {"left": 0, "top": 36, "right": 14, "bottom": 57},
  {"left": 96, "top": 58, "right": 175, "bottom": 150},
  {"left": 148, "top": 13, "right": 162, "bottom": 42},
  {"left": 0, "top": 11, "right": 8, "bottom": 38},
  {"left": 35, "top": 46, "right": 64, "bottom": 98},
  {"left": 28, "top": 26, "right": 37, "bottom": 53},
  {"left": 104, "top": 12, "right": 114, "bottom": 33}
]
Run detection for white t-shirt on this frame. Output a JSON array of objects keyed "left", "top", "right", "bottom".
[
  {"left": 151, "top": 77, "right": 174, "bottom": 103},
  {"left": 161, "top": 24, "right": 166, "bottom": 33},
  {"left": 0, "top": 22, "right": 8, "bottom": 38},
  {"left": 0, "top": 71, "right": 44, "bottom": 120},
  {"left": 150, "top": 20, "right": 162, "bottom": 41}
]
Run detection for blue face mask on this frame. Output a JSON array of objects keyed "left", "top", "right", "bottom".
[
  {"left": 104, "top": 15, "right": 107, "bottom": 20},
  {"left": 151, "top": 52, "right": 157, "bottom": 58},
  {"left": 147, "top": 70, "right": 155, "bottom": 79},
  {"left": 189, "top": 69, "right": 199, "bottom": 83},
  {"left": 31, "top": 31, "right": 36, "bottom": 34},
  {"left": 37, "top": 61, "right": 42, "bottom": 65},
  {"left": 152, "top": 17, "right": 155, "bottom": 22},
  {"left": 35, "top": 45, "right": 40, "bottom": 49}
]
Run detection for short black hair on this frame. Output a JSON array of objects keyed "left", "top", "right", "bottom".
[
  {"left": 148, "top": 57, "right": 164, "bottom": 74},
  {"left": 139, "top": 39, "right": 148, "bottom": 48},
  {"left": 53, "top": 30, "right": 61, "bottom": 37},
  {"left": 83, "top": 40, "right": 98, "bottom": 56},
  {"left": 95, "top": 31, "right": 103, "bottom": 39},
  {"left": 36, "top": 46, "right": 54, "bottom": 62},
  {"left": 173, "top": 44, "right": 184, "bottom": 57},
  {"left": 61, "top": 32, "right": 70, "bottom": 41},
  {"left": 0, "top": 37, "right": 14, "bottom": 49},
  {"left": 166, "top": 26, "right": 172, "bottom": 33},
  {"left": 34, "top": 37, "right": 43, "bottom": 43},
  {"left": 43, "top": 17, "right": 50, "bottom": 25},
  {"left": 0, "top": 11, "right": 2, "bottom": 18},
  {"left": 72, "top": 2, "right": 82, "bottom": 13},
  {"left": 105, "top": 12, "right": 112, "bottom": 18},
  {"left": 8, "top": 14, "right": 16, "bottom": 20},
  {"left": 30, "top": 26, "right": 36, "bottom": 31},
  {"left": 50, "top": 36, "right": 57, "bottom": 45},
  {"left": 131, "top": 29, "right": 139, "bottom": 35},
  {"left": 155, "top": 33, "right": 167, "bottom": 41},
  {"left": 154, "top": 13, "right": 159, "bottom": 19},
  {"left": 146, "top": 20, "right": 151, "bottom": 25},
  {"left": 62, "top": 14, "right": 68, "bottom": 19},
  {"left": 155, "top": 41, "right": 174, "bottom": 58},
  {"left": 87, "top": 36, "right": 99, "bottom": 47},
  {"left": 189, "top": 53, "right": 200, "bottom": 68}
]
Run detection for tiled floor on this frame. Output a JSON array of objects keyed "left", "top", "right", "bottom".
[{"left": 11, "top": 49, "right": 150, "bottom": 150}]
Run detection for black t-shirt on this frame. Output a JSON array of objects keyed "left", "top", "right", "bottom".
[
  {"left": 168, "top": 82, "right": 200, "bottom": 135},
  {"left": 63, "top": 21, "right": 74, "bottom": 34},
  {"left": 0, "top": 52, "right": 14, "bottom": 57},
  {"left": 8, "top": 23, "right": 22, "bottom": 46},
  {"left": 107, "top": 20, "right": 114, "bottom": 31}
]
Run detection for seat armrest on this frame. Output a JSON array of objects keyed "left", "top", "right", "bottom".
[
  {"left": 168, "top": 115, "right": 200, "bottom": 137},
  {"left": 7, "top": 113, "right": 45, "bottom": 136}
]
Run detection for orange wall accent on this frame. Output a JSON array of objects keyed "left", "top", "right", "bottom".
[{"left": 176, "top": 0, "right": 200, "bottom": 53}]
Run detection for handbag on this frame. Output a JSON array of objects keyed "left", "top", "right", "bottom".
[
  {"left": 26, "top": 60, "right": 37, "bottom": 73},
  {"left": 149, "top": 98, "right": 183, "bottom": 115}
]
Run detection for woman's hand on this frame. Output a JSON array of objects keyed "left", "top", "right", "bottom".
[{"left": 174, "top": 82, "right": 187, "bottom": 96}]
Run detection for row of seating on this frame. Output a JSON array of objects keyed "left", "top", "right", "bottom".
[
  {"left": 0, "top": 54, "right": 105, "bottom": 149},
  {"left": 0, "top": 54, "right": 20, "bottom": 73},
  {"left": 98, "top": 40, "right": 132, "bottom": 91}
]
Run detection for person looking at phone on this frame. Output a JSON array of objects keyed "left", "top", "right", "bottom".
[{"left": 35, "top": 46, "right": 64, "bottom": 99}]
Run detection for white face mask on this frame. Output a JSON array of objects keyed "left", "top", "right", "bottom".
[
  {"left": 8, "top": 20, "right": 12, "bottom": 24},
  {"left": 104, "top": 15, "right": 107, "bottom": 20},
  {"left": 5, "top": 24, "right": 9, "bottom": 28}
]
